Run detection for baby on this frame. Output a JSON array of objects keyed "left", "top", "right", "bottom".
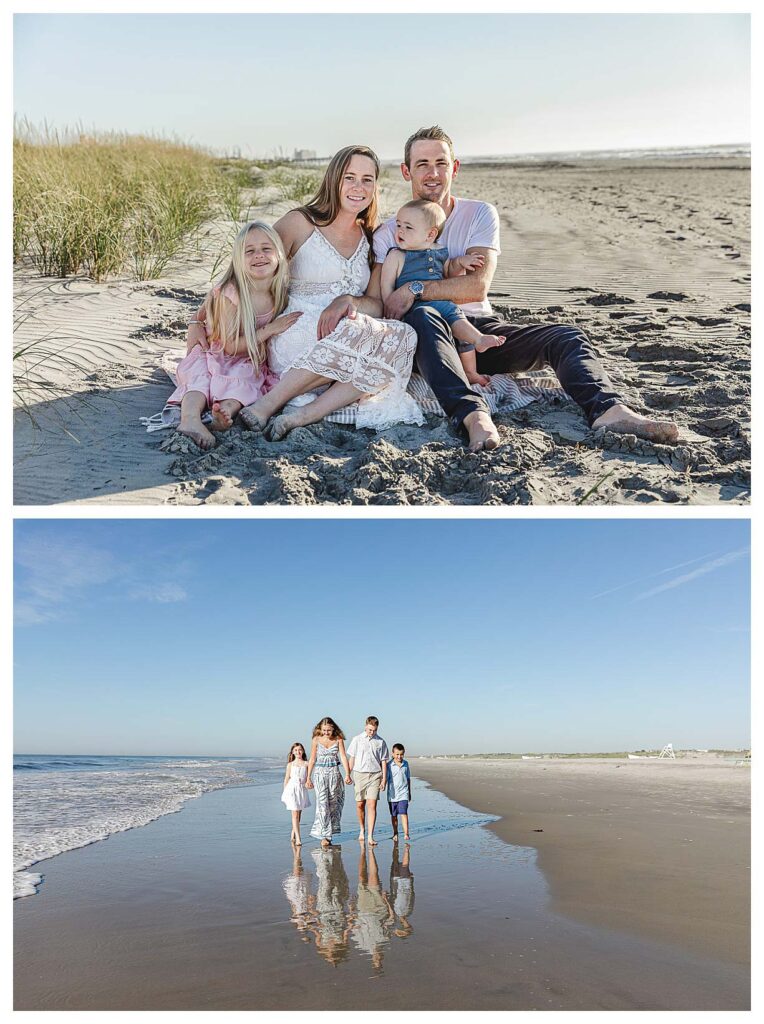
[{"left": 381, "top": 199, "right": 504, "bottom": 386}]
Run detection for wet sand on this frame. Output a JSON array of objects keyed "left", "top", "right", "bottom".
[
  {"left": 415, "top": 755, "right": 750, "bottom": 966},
  {"left": 14, "top": 765, "right": 749, "bottom": 1010},
  {"left": 13, "top": 155, "right": 750, "bottom": 505}
]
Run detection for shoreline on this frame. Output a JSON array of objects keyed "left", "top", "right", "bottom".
[{"left": 413, "top": 756, "right": 750, "bottom": 966}]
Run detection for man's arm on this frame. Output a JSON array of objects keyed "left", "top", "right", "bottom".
[{"left": 384, "top": 247, "right": 497, "bottom": 319}]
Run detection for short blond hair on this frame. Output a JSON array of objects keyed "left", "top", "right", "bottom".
[
  {"left": 404, "top": 125, "right": 455, "bottom": 168},
  {"left": 399, "top": 199, "right": 446, "bottom": 239}
]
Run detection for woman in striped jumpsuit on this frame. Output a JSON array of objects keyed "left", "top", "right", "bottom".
[{"left": 306, "top": 717, "right": 352, "bottom": 847}]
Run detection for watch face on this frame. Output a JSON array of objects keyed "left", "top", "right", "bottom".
[{"left": 409, "top": 282, "right": 423, "bottom": 296}]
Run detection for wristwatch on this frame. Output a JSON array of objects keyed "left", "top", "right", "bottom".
[{"left": 408, "top": 281, "right": 424, "bottom": 297}]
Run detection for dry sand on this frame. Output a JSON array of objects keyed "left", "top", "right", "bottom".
[
  {"left": 414, "top": 754, "right": 750, "bottom": 966},
  {"left": 14, "top": 155, "right": 750, "bottom": 505}
]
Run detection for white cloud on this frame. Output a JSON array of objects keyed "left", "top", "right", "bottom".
[{"left": 634, "top": 548, "right": 749, "bottom": 601}]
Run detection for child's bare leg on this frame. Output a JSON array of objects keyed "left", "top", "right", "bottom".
[
  {"left": 356, "top": 799, "right": 366, "bottom": 841},
  {"left": 239, "top": 368, "right": 329, "bottom": 431},
  {"left": 400, "top": 813, "right": 410, "bottom": 841},
  {"left": 295, "top": 810, "right": 302, "bottom": 845},
  {"left": 210, "top": 398, "right": 242, "bottom": 432},
  {"left": 291, "top": 810, "right": 300, "bottom": 843},
  {"left": 452, "top": 318, "right": 505, "bottom": 353},
  {"left": 178, "top": 391, "right": 215, "bottom": 450},
  {"left": 266, "top": 382, "right": 364, "bottom": 442},
  {"left": 391, "top": 813, "right": 399, "bottom": 841},
  {"left": 365, "top": 798, "right": 378, "bottom": 845},
  {"left": 458, "top": 350, "right": 491, "bottom": 388}
]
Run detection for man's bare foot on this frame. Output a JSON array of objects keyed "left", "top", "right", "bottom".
[
  {"left": 463, "top": 410, "right": 501, "bottom": 452},
  {"left": 210, "top": 401, "right": 237, "bottom": 432},
  {"left": 265, "top": 412, "right": 303, "bottom": 442},
  {"left": 367, "top": 835, "right": 377, "bottom": 846},
  {"left": 466, "top": 372, "right": 492, "bottom": 387},
  {"left": 474, "top": 333, "right": 505, "bottom": 353},
  {"left": 239, "top": 402, "right": 268, "bottom": 433},
  {"left": 593, "top": 404, "right": 679, "bottom": 445},
  {"left": 178, "top": 420, "right": 215, "bottom": 451}
]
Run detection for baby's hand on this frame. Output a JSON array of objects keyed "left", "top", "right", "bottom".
[
  {"left": 466, "top": 371, "right": 492, "bottom": 387},
  {"left": 267, "top": 311, "right": 303, "bottom": 337},
  {"left": 459, "top": 253, "right": 485, "bottom": 272}
]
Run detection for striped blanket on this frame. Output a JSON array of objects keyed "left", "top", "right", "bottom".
[{"left": 141, "top": 348, "right": 566, "bottom": 433}]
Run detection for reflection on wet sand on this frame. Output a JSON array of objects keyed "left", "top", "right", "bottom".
[{"left": 281, "top": 844, "right": 416, "bottom": 969}]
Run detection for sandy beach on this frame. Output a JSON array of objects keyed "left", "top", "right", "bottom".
[
  {"left": 415, "top": 754, "right": 750, "bottom": 967},
  {"left": 13, "top": 154, "right": 750, "bottom": 505},
  {"left": 14, "top": 760, "right": 749, "bottom": 1011}
]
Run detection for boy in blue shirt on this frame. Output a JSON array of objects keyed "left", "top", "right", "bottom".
[{"left": 387, "top": 743, "right": 412, "bottom": 843}]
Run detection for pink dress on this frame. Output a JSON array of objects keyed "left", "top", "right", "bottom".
[{"left": 168, "top": 283, "right": 278, "bottom": 408}]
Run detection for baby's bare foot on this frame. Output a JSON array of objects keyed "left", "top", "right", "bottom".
[
  {"left": 463, "top": 410, "right": 501, "bottom": 452},
  {"left": 210, "top": 402, "right": 234, "bottom": 432},
  {"left": 178, "top": 420, "right": 216, "bottom": 450},
  {"left": 474, "top": 333, "right": 505, "bottom": 353},
  {"left": 467, "top": 372, "right": 492, "bottom": 387},
  {"left": 593, "top": 405, "right": 679, "bottom": 445}
]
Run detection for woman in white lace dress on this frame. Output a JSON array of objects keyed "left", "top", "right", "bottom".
[{"left": 238, "top": 146, "right": 422, "bottom": 437}]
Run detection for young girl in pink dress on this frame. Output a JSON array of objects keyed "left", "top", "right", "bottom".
[
  {"left": 168, "top": 220, "right": 302, "bottom": 450},
  {"left": 281, "top": 743, "right": 311, "bottom": 846}
]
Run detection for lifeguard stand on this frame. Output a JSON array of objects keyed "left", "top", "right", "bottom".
[{"left": 658, "top": 743, "right": 676, "bottom": 759}]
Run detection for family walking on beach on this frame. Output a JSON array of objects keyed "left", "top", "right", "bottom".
[
  {"left": 171, "top": 125, "right": 679, "bottom": 453},
  {"left": 281, "top": 717, "right": 412, "bottom": 848}
]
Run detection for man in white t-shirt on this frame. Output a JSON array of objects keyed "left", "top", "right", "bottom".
[{"left": 371, "top": 126, "right": 679, "bottom": 453}]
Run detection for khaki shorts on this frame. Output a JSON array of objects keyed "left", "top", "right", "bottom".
[{"left": 353, "top": 770, "right": 382, "bottom": 802}]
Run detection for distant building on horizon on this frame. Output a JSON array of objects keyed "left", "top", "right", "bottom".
[{"left": 293, "top": 148, "right": 317, "bottom": 162}]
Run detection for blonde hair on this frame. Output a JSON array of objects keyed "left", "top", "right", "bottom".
[
  {"left": 399, "top": 199, "right": 446, "bottom": 238},
  {"left": 404, "top": 125, "right": 455, "bottom": 168},
  {"left": 205, "top": 221, "right": 289, "bottom": 369},
  {"left": 312, "top": 717, "right": 345, "bottom": 740},
  {"left": 299, "top": 145, "right": 380, "bottom": 267}
]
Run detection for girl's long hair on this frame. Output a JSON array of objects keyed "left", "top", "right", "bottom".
[
  {"left": 298, "top": 146, "right": 380, "bottom": 267},
  {"left": 287, "top": 742, "right": 307, "bottom": 763},
  {"left": 205, "top": 221, "right": 289, "bottom": 368},
  {"left": 312, "top": 717, "right": 345, "bottom": 740}
]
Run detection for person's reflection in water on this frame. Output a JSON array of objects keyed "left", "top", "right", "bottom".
[
  {"left": 282, "top": 847, "right": 316, "bottom": 942},
  {"left": 309, "top": 845, "right": 353, "bottom": 966},
  {"left": 351, "top": 846, "right": 394, "bottom": 971},
  {"left": 390, "top": 843, "right": 415, "bottom": 939}
]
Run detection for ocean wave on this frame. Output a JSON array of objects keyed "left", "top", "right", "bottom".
[{"left": 13, "top": 760, "right": 254, "bottom": 899}]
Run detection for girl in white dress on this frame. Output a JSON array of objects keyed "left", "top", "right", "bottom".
[
  {"left": 239, "top": 146, "right": 422, "bottom": 437},
  {"left": 281, "top": 742, "right": 311, "bottom": 845}
]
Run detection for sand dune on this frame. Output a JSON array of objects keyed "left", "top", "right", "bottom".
[{"left": 13, "top": 157, "right": 750, "bottom": 505}]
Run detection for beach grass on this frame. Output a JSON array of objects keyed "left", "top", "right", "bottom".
[{"left": 13, "top": 124, "right": 261, "bottom": 282}]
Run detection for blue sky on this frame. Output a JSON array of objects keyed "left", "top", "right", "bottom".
[
  {"left": 14, "top": 519, "right": 750, "bottom": 755},
  {"left": 14, "top": 13, "right": 750, "bottom": 158}
]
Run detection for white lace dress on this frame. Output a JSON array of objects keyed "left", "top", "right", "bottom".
[{"left": 269, "top": 229, "right": 423, "bottom": 429}]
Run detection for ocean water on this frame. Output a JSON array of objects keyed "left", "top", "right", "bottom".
[
  {"left": 13, "top": 753, "right": 277, "bottom": 898},
  {"left": 459, "top": 143, "right": 750, "bottom": 164}
]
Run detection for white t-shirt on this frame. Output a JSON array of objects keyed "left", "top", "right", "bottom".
[{"left": 373, "top": 197, "right": 501, "bottom": 316}]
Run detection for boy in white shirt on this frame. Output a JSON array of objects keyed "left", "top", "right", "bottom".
[{"left": 347, "top": 716, "right": 390, "bottom": 846}]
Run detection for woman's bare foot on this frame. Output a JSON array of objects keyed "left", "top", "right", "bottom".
[
  {"left": 265, "top": 412, "right": 304, "bottom": 442},
  {"left": 177, "top": 419, "right": 216, "bottom": 451},
  {"left": 358, "top": 830, "right": 365, "bottom": 842},
  {"left": 238, "top": 400, "right": 269, "bottom": 433},
  {"left": 210, "top": 401, "right": 240, "bottom": 433},
  {"left": 367, "top": 835, "right": 377, "bottom": 846},
  {"left": 463, "top": 410, "right": 501, "bottom": 452},
  {"left": 593, "top": 404, "right": 679, "bottom": 445},
  {"left": 474, "top": 333, "right": 505, "bottom": 353},
  {"left": 321, "top": 838, "right": 331, "bottom": 848}
]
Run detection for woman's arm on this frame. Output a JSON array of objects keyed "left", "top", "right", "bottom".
[
  {"left": 306, "top": 738, "right": 317, "bottom": 789},
  {"left": 338, "top": 738, "right": 352, "bottom": 784}
]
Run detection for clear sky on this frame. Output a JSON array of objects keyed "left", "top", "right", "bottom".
[
  {"left": 13, "top": 12, "right": 750, "bottom": 159},
  {"left": 14, "top": 519, "right": 750, "bottom": 756}
]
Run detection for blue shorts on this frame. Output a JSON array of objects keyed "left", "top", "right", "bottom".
[{"left": 389, "top": 800, "right": 409, "bottom": 816}]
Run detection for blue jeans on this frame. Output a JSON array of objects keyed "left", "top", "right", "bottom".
[{"left": 403, "top": 305, "right": 622, "bottom": 431}]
